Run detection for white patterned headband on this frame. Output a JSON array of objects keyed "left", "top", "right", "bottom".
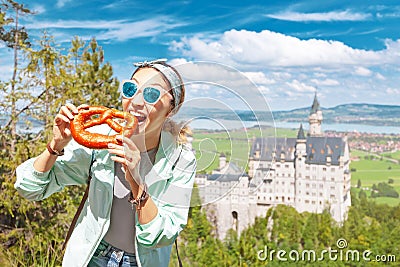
[{"left": 133, "top": 59, "right": 183, "bottom": 110}]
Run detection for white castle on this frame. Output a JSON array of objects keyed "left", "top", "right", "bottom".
[{"left": 195, "top": 94, "right": 352, "bottom": 239}]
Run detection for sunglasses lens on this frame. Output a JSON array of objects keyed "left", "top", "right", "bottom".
[
  {"left": 143, "top": 87, "right": 161, "bottom": 103},
  {"left": 122, "top": 82, "right": 138, "bottom": 98}
]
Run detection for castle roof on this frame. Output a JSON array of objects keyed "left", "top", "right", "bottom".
[
  {"left": 250, "top": 136, "right": 346, "bottom": 165},
  {"left": 297, "top": 124, "right": 306, "bottom": 139},
  {"left": 250, "top": 137, "right": 296, "bottom": 162},
  {"left": 207, "top": 162, "right": 245, "bottom": 182},
  {"left": 310, "top": 92, "right": 320, "bottom": 114},
  {"left": 306, "top": 136, "right": 345, "bottom": 165}
]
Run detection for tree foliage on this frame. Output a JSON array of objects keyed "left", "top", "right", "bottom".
[{"left": 0, "top": 3, "right": 120, "bottom": 264}]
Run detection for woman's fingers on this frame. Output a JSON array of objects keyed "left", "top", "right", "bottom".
[
  {"left": 60, "top": 105, "right": 75, "bottom": 120},
  {"left": 54, "top": 113, "right": 71, "bottom": 125},
  {"left": 76, "top": 103, "right": 89, "bottom": 110},
  {"left": 107, "top": 147, "right": 125, "bottom": 158},
  {"left": 110, "top": 155, "right": 127, "bottom": 165},
  {"left": 65, "top": 103, "right": 79, "bottom": 114}
]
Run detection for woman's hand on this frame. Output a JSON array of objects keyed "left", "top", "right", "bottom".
[
  {"left": 50, "top": 103, "right": 88, "bottom": 151},
  {"left": 108, "top": 135, "right": 143, "bottom": 186}
]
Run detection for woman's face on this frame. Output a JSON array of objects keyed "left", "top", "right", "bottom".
[{"left": 122, "top": 67, "right": 173, "bottom": 138}]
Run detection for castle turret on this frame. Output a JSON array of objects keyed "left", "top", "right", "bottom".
[
  {"left": 295, "top": 124, "right": 307, "bottom": 165},
  {"left": 308, "top": 92, "right": 323, "bottom": 136}
]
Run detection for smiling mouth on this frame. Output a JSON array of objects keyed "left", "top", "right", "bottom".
[{"left": 130, "top": 111, "right": 147, "bottom": 123}]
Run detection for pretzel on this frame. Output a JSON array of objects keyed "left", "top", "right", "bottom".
[{"left": 70, "top": 106, "right": 138, "bottom": 149}]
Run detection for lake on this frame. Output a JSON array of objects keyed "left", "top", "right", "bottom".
[{"left": 3, "top": 116, "right": 399, "bottom": 135}]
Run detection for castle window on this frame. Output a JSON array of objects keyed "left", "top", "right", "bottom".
[
  {"left": 320, "top": 192, "right": 323, "bottom": 197},
  {"left": 331, "top": 177, "right": 335, "bottom": 181},
  {"left": 319, "top": 201, "right": 322, "bottom": 205},
  {"left": 305, "top": 200, "right": 310, "bottom": 204},
  {"left": 312, "top": 201, "right": 316, "bottom": 204},
  {"left": 323, "top": 167, "right": 326, "bottom": 171}
]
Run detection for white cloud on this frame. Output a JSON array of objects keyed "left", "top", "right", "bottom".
[
  {"left": 32, "top": 4, "right": 46, "bottom": 14},
  {"left": 171, "top": 29, "right": 399, "bottom": 69},
  {"left": 354, "top": 66, "right": 372, "bottom": 76},
  {"left": 243, "top": 72, "right": 276, "bottom": 85},
  {"left": 265, "top": 10, "right": 371, "bottom": 22},
  {"left": 286, "top": 80, "right": 315, "bottom": 93},
  {"left": 56, "top": 0, "right": 73, "bottom": 8},
  {"left": 26, "top": 17, "right": 185, "bottom": 42},
  {"left": 272, "top": 72, "right": 292, "bottom": 79},
  {"left": 386, "top": 88, "right": 400, "bottom": 95},
  {"left": 375, "top": 73, "right": 385, "bottom": 80},
  {"left": 310, "top": 78, "right": 340, "bottom": 86}
]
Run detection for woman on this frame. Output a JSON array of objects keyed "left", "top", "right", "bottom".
[{"left": 15, "top": 60, "right": 196, "bottom": 267}]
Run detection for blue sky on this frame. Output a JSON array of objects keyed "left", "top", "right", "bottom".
[{"left": 1, "top": 0, "right": 400, "bottom": 111}]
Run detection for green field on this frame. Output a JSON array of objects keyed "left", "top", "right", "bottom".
[
  {"left": 382, "top": 150, "right": 400, "bottom": 161},
  {"left": 350, "top": 149, "right": 400, "bottom": 206},
  {"left": 192, "top": 128, "right": 400, "bottom": 206}
]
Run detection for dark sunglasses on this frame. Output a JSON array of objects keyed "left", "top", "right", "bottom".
[{"left": 120, "top": 80, "right": 162, "bottom": 104}]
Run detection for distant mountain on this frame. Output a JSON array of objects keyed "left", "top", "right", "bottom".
[
  {"left": 273, "top": 103, "right": 400, "bottom": 126},
  {"left": 178, "top": 103, "right": 400, "bottom": 127}
]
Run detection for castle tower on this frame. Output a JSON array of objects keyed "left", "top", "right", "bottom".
[
  {"left": 295, "top": 124, "right": 307, "bottom": 160},
  {"left": 294, "top": 124, "right": 307, "bottom": 205},
  {"left": 308, "top": 92, "right": 323, "bottom": 136}
]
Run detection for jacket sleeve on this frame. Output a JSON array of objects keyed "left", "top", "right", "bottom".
[
  {"left": 14, "top": 140, "right": 93, "bottom": 201},
  {"left": 135, "top": 148, "right": 196, "bottom": 248}
]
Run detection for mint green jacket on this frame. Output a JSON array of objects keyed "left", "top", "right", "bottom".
[{"left": 15, "top": 130, "right": 196, "bottom": 267}]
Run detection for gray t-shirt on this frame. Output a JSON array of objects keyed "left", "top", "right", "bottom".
[{"left": 103, "top": 147, "right": 158, "bottom": 253}]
